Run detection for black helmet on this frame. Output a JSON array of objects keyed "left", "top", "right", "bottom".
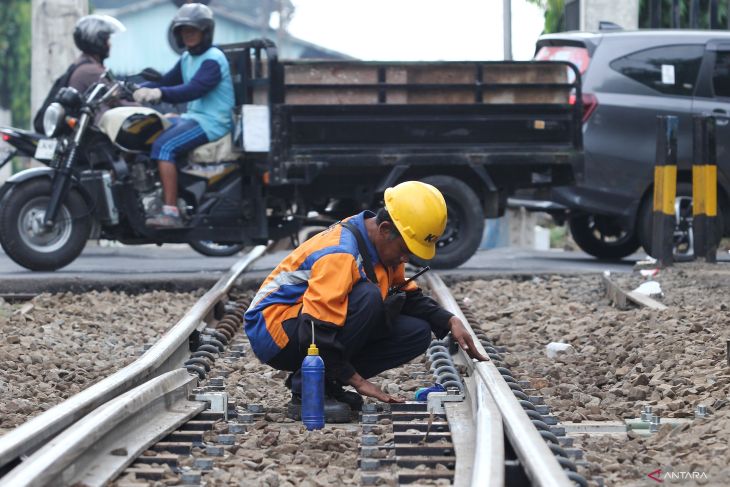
[
  {"left": 168, "top": 3, "right": 215, "bottom": 56},
  {"left": 73, "top": 14, "right": 125, "bottom": 60}
]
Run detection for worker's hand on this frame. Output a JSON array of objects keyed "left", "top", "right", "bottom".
[
  {"left": 348, "top": 373, "right": 404, "bottom": 403},
  {"left": 449, "top": 316, "right": 489, "bottom": 362},
  {"left": 133, "top": 87, "right": 162, "bottom": 104}
]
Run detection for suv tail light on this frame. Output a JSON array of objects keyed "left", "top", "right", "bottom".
[{"left": 569, "top": 93, "right": 598, "bottom": 123}]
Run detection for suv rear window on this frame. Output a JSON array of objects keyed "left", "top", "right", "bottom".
[
  {"left": 535, "top": 45, "right": 591, "bottom": 82},
  {"left": 609, "top": 45, "right": 704, "bottom": 96}
]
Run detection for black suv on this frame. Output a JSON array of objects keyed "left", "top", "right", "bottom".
[{"left": 535, "top": 30, "right": 730, "bottom": 259}]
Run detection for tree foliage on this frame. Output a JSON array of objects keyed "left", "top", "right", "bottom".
[
  {"left": 0, "top": 0, "right": 31, "bottom": 128},
  {"left": 528, "top": 0, "right": 728, "bottom": 33},
  {"left": 526, "top": 0, "right": 566, "bottom": 34},
  {"left": 639, "top": 0, "right": 727, "bottom": 28}
]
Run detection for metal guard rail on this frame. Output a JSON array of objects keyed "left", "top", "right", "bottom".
[
  {"left": 0, "top": 245, "right": 268, "bottom": 471},
  {"left": 0, "top": 369, "right": 202, "bottom": 486}
]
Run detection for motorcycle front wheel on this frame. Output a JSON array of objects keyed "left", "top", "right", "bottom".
[
  {"left": 188, "top": 240, "right": 245, "bottom": 257},
  {"left": 0, "top": 179, "right": 91, "bottom": 271}
]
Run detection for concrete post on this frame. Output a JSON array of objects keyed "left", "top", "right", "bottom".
[
  {"left": 651, "top": 115, "right": 678, "bottom": 267},
  {"left": 30, "top": 0, "right": 87, "bottom": 119},
  {"left": 508, "top": 207, "right": 535, "bottom": 248},
  {"left": 692, "top": 116, "right": 718, "bottom": 262},
  {"left": 579, "top": 0, "right": 639, "bottom": 31}
]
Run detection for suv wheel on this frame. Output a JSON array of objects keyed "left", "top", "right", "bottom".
[{"left": 568, "top": 214, "right": 640, "bottom": 260}]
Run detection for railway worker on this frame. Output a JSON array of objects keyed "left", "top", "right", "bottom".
[
  {"left": 133, "top": 2, "right": 234, "bottom": 228},
  {"left": 244, "top": 181, "right": 488, "bottom": 422}
]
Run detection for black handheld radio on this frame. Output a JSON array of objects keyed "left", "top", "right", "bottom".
[{"left": 387, "top": 266, "right": 430, "bottom": 296}]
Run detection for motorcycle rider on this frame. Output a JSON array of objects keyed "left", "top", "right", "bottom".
[
  {"left": 32, "top": 14, "right": 125, "bottom": 133},
  {"left": 68, "top": 15, "right": 126, "bottom": 94},
  {"left": 133, "top": 3, "right": 235, "bottom": 228}
]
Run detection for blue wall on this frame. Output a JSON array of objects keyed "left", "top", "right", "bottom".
[{"left": 101, "top": 4, "right": 314, "bottom": 75}]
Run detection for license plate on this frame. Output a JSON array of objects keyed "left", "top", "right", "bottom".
[{"left": 34, "top": 138, "right": 57, "bottom": 160}]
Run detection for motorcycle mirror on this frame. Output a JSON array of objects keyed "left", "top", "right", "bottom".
[
  {"left": 140, "top": 68, "right": 163, "bottom": 82},
  {"left": 57, "top": 87, "right": 82, "bottom": 108}
]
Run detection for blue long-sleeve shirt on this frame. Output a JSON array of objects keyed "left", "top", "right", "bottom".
[{"left": 146, "top": 46, "right": 234, "bottom": 140}]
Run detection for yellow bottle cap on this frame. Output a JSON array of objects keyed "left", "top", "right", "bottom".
[{"left": 308, "top": 344, "right": 319, "bottom": 355}]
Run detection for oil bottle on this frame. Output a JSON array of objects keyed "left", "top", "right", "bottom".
[{"left": 301, "top": 323, "right": 325, "bottom": 430}]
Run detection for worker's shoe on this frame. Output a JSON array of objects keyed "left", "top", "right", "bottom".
[
  {"left": 326, "top": 380, "right": 364, "bottom": 412},
  {"left": 286, "top": 393, "right": 352, "bottom": 423}
]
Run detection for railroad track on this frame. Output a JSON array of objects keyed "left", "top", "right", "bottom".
[
  {"left": 352, "top": 274, "right": 587, "bottom": 487},
  {"left": 0, "top": 253, "right": 595, "bottom": 486},
  {"left": 0, "top": 245, "right": 268, "bottom": 486}
]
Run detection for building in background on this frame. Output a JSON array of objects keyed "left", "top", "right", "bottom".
[
  {"left": 563, "top": 0, "right": 639, "bottom": 31},
  {"left": 92, "top": 0, "right": 350, "bottom": 75}
]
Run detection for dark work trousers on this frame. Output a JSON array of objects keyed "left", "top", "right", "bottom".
[{"left": 267, "top": 281, "right": 432, "bottom": 395}]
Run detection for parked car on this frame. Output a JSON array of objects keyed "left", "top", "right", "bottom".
[{"left": 534, "top": 30, "right": 730, "bottom": 259}]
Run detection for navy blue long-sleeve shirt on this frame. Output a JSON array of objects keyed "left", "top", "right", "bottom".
[{"left": 145, "top": 59, "right": 222, "bottom": 104}]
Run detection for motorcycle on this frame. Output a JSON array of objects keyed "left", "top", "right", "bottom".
[{"left": 0, "top": 70, "right": 264, "bottom": 271}]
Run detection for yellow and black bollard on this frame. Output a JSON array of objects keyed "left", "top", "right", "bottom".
[
  {"left": 651, "top": 115, "right": 678, "bottom": 267},
  {"left": 692, "top": 116, "right": 718, "bottom": 263}
]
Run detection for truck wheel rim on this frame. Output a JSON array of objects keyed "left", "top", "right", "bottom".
[
  {"left": 436, "top": 201, "right": 461, "bottom": 250},
  {"left": 17, "top": 196, "right": 73, "bottom": 253}
]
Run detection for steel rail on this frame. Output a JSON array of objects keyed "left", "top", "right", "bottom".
[
  {"left": 447, "top": 371, "right": 504, "bottom": 487},
  {"left": 425, "top": 273, "right": 572, "bottom": 487},
  {"left": 0, "top": 369, "right": 202, "bottom": 487},
  {"left": 471, "top": 376, "right": 504, "bottom": 485},
  {"left": 0, "top": 244, "right": 268, "bottom": 472}
]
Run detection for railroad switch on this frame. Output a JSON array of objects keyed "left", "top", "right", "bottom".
[
  {"left": 194, "top": 391, "right": 228, "bottom": 419},
  {"left": 426, "top": 389, "right": 465, "bottom": 415}
]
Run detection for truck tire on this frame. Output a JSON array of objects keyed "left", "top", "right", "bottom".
[
  {"left": 0, "top": 179, "right": 91, "bottom": 271},
  {"left": 412, "top": 175, "right": 484, "bottom": 269},
  {"left": 569, "top": 214, "right": 640, "bottom": 260},
  {"left": 189, "top": 240, "right": 245, "bottom": 257},
  {"left": 637, "top": 183, "right": 723, "bottom": 261}
]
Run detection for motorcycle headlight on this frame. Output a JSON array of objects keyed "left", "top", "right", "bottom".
[{"left": 43, "top": 102, "right": 65, "bottom": 137}]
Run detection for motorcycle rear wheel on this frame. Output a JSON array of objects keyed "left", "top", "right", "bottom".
[{"left": 0, "top": 179, "right": 91, "bottom": 271}]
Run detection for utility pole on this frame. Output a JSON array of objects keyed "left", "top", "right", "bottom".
[
  {"left": 503, "top": 0, "right": 512, "bottom": 60},
  {"left": 30, "top": 0, "right": 87, "bottom": 121}
]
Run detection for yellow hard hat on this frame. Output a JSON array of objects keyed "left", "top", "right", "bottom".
[{"left": 384, "top": 181, "right": 447, "bottom": 260}]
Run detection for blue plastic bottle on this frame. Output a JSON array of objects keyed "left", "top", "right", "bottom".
[{"left": 301, "top": 343, "right": 325, "bottom": 430}]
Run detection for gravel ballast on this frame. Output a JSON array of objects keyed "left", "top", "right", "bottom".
[
  {"left": 3, "top": 263, "right": 729, "bottom": 486},
  {"left": 169, "top": 300, "right": 433, "bottom": 487},
  {"left": 451, "top": 264, "right": 730, "bottom": 486},
  {"left": 0, "top": 290, "right": 200, "bottom": 435}
]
